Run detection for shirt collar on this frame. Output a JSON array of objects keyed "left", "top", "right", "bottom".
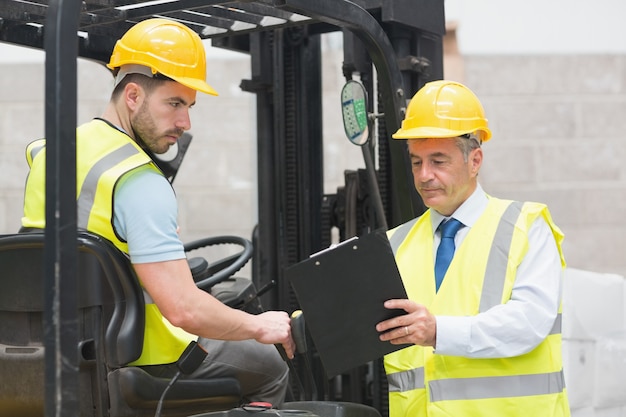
[{"left": 430, "top": 183, "right": 489, "bottom": 234}]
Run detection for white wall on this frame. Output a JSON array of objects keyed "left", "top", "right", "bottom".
[{"left": 445, "top": 0, "right": 626, "bottom": 55}]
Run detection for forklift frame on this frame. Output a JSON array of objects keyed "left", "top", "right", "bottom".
[{"left": 0, "top": 1, "right": 444, "bottom": 415}]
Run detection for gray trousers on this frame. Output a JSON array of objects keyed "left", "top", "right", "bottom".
[{"left": 142, "top": 338, "right": 290, "bottom": 407}]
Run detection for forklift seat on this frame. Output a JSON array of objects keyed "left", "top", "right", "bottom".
[{"left": 0, "top": 231, "right": 241, "bottom": 417}]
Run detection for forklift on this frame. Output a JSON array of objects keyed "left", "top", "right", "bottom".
[{"left": 0, "top": 1, "right": 444, "bottom": 416}]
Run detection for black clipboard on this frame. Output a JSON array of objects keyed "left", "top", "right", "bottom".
[{"left": 285, "top": 229, "right": 409, "bottom": 377}]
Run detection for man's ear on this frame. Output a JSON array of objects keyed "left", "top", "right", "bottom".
[
  {"left": 124, "top": 82, "right": 143, "bottom": 111},
  {"left": 470, "top": 148, "right": 483, "bottom": 176}
]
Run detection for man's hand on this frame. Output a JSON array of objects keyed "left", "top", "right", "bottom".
[
  {"left": 254, "top": 311, "right": 295, "bottom": 359},
  {"left": 134, "top": 259, "right": 295, "bottom": 357},
  {"left": 376, "top": 299, "right": 437, "bottom": 347}
]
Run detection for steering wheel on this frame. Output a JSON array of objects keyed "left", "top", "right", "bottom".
[{"left": 184, "top": 235, "right": 253, "bottom": 291}]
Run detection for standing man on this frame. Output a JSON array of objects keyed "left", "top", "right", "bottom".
[
  {"left": 376, "top": 80, "right": 570, "bottom": 416},
  {"left": 22, "top": 18, "right": 294, "bottom": 407}
]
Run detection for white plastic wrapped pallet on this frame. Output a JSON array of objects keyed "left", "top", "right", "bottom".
[{"left": 562, "top": 268, "right": 626, "bottom": 417}]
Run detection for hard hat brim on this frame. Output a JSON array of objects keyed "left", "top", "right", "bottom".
[
  {"left": 392, "top": 126, "right": 491, "bottom": 142},
  {"left": 174, "top": 76, "right": 219, "bottom": 96}
]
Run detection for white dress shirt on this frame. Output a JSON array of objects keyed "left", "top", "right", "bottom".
[{"left": 432, "top": 184, "right": 563, "bottom": 358}]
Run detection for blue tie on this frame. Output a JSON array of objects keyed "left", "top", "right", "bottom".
[{"left": 435, "top": 218, "right": 463, "bottom": 292}]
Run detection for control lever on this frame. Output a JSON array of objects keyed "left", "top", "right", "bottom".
[
  {"left": 274, "top": 316, "right": 305, "bottom": 402},
  {"left": 274, "top": 310, "right": 318, "bottom": 401},
  {"left": 290, "top": 310, "right": 318, "bottom": 401},
  {"left": 291, "top": 310, "right": 307, "bottom": 354},
  {"left": 240, "top": 280, "right": 277, "bottom": 311}
]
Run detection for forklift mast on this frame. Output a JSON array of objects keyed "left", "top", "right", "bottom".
[
  {"left": 0, "top": 1, "right": 444, "bottom": 415},
  {"left": 226, "top": 4, "right": 443, "bottom": 409}
]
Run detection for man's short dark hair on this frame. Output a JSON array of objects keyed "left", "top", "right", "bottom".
[{"left": 111, "top": 72, "right": 173, "bottom": 100}]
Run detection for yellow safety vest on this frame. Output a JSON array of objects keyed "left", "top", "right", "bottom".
[
  {"left": 385, "top": 197, "right": 570, "bottom": 417},
  {"left": 22, "top": 119, "right": 194, "bottom": 366}
]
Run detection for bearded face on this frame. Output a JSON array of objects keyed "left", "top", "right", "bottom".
[
  {"left": 129, "top": 80, "right": 196, "bottom": 155},
  {"left": 131, "top": 99, "right": 184, "bottom": 154}
]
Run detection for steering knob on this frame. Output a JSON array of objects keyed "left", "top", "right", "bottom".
[{"left": 187, "top": 257, "right": 210, "bottom": 282}]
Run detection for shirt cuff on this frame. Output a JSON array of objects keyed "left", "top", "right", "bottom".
[
  {"left": 434, "top": 315, "right": 472, "bottom": 356},
  {"left": 130, "top": 249, "right": 186, "bottom": 264}
]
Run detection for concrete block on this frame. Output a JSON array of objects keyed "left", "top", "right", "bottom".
[
  {"left": 190, "top": 96, "right": 254, "bottom": 145},
  {"left": 2, "top": 190, "right": 25, "bottom": 232},
  {"left": 1, "top": 103, "right": 45, "bottom": 146},
  {"left": 78, "top": 103, "right": 108, "bottom": 125},
  {"left": 561, "top": 228, "right": 626, "bottom": 278},
  {"left": 464, "top": 56, "right": 542, "bottom": 95},
  {"left": 203, "top": 55, "right": 251, "bottom": 99},
  {"left": 0, "top": 145, "right": 30, "bottom": 189},
  {"left": 594, "top": 406, "right": 626, "bottom": 417},
  {"left": 571, "top": 407, "right": 595, "bottom": 417},
  {"left": 0, "top": 63, "right": 44, "bottom": 102},
  {"left": 76, "top": 60, "right": 111, "bottom": 101},
  {"left": 173, "top": 142, "right": 254, "bottom": 190},
  {"left": 580, "top": 100, "right": 626, "bottom": 139},
  {"left": 537, "top": 55, "right": 624, "bottom": 95},
  {"left": 535, "top": 143, "right": 624, "bottom": 183},
  {"left": 562, "top": 268, "right": 625, "bottom": 340},
  {"left": 481, "top": 99, "right": 576, "bottom": 141},
  {"left": 177, "top": 191, "right": 254, "bottom": 235},
  {"left": 593, "top": 331, "right": 626, "bottom": 408},
  {"left": 563, "top": 339, "right": 595, "bottom": 410},
  {"left": 480, "top": 145, "right": 536, "bottom": 184},
  {"left": 465, "top": 55, "right": 625, "bottom": 96}
]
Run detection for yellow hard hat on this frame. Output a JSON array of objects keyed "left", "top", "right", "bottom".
[
  {"left": 392, "top": 80, "right": 491, "bottom": 142},
  {"left": 107, "top": 18, "right": 218, "bottom": 96}
]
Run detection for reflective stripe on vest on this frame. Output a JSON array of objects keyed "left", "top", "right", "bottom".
[
  {"left": 387, "top": 367, "right": 425, "bottom": 392},
  {"left": 478, "top": 201, "right": 523, "bottom": 311},
  {"left": 389, "top": 365, "right": 566, "bottom": 401},
  {"left": 385, "top": 345, "right": 567, "bottom": 396},
  {"left": 387, "top": 200, "right": 564, "bottom": 396},
  {"left": 388, "top": 217, "right": 417, "bottom": 256},
  {"left": 429, "top": 370, "right": 565, "bottom": 402},
  {"left": 77, "top": 143, "right": 140, "bottom": 229},
  {"left": 26, "top": 139, "right": 46, "bottom": 166},
  {"left": 143, "top": 288, "right": 154, "bottom": 304},
  {"left": 551, "top": 312, "right": 562, "bottom": 335}
]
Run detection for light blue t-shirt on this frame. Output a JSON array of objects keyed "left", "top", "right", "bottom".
[{"left": 113, "top": 166, "right": 186, "bottom": 264}]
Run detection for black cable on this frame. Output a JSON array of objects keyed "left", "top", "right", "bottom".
[
  {"left": 154, "top": 340, "right": 208, "bottom": 417},
  {"left": 155, "top": 370, "right": 181, "bottom": 417}
]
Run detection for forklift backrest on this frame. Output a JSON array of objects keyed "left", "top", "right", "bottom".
[
  {"left": 0, "top": 231, "right": 144, "bottom": 415},
  {"left": 0, "top": 231, "right": 145, "bottom": 360},
  {"left": 0, "top": 231, "right": 242, "bottom": 417}
]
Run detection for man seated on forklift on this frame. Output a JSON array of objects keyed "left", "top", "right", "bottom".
[{"left": 21, "top": 18, "right": 295, "bottom": 407}]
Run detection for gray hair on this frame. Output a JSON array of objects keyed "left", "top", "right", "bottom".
[{"left": 454, "top": 133, "right": 482, "bottom": 162}]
